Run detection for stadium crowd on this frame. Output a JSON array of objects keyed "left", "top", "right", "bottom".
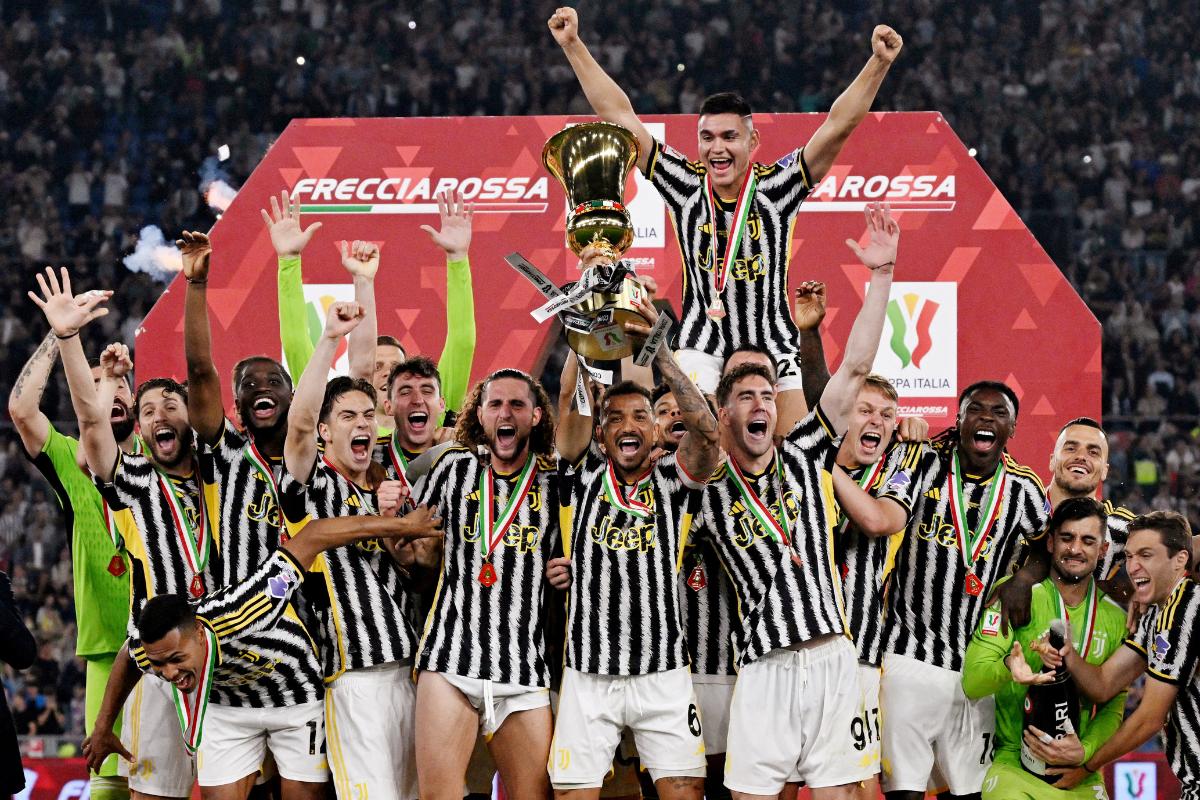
[{"left": 0, "top": 0, "right": 1196, "bottom": 765}]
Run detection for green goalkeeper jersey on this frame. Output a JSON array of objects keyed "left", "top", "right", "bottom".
[{"left": 962, "top": 577, "right": 1128, "bottom": 774}]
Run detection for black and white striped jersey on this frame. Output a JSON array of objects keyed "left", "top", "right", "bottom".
[
  {"left": 411, "top": 447, "right": 560, "bottom": 687},
  {"left": 1096, "top": 500, "right": 1135, "bottom": 582},
  {"left": 678, "top": 537, "right": 737, "bottom": 677},
  {"left": 878, "top": 443, "right": 1050, "bottom": 672},
  {"left": 563, "top": 450, "right": 703, "bottom": 676},
  {"left": 96, "top": 449, "right": 220, "bottom": 637},
  {"left": 834, "top": 444, "right": 909, "bottom": 667},
  {"left": 693, "top": 406, "right": 848, "bottom": 668},
  {"left": 205, "top": 420, "right": 287, "bottom": 586},
  {"left": 644, "top": 138, "right": 812, "bottom": 373},
  {"left": 131, "top": 549, "right": 322, "bottom": 708},
  {"left": 279, "top": 457, "right": 418, "bottom": 680},
  {"left": 1125, "top": 577, "right": 1200, "bottom": 788}
]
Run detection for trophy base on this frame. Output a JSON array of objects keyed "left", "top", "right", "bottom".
[{"left": 562, "top": 277, "right": 647, "bottom": 361}]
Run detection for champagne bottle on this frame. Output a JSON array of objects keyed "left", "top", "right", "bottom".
[{"left": 1020, "top": 619, "right": 1081, "bottom": 781}]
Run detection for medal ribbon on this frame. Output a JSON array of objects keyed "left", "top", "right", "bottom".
[
  {"left": 727, "top": 452, "right": 792, "bottom": 547},
  {"left": 477, "top": 455, "right": 538, "bottom": 561},
  {"left": 704, "top": 169, "right": 757, "bottom": 296},
  {"left": 242, "top": 440, "right": 284, "bottom": 530},
  {"left": 602, "top": 460, "right": 654, "bottom": 520},
  {"left": 387, "top": 430, "right": 414, "bottom": 495},
  {"left": 948, "top": 452, "right": 1006, "bottom": 571},
  {"left": 837, "top": 457, "right": 886, "bottom": 533},
  {"left": 170, "top": 624, "right": 217, "bottom": 754},
  {"left": 154, "top": 465, "right": 210, "bottom": 580},
  {"left": 1049, "top": 578, "right": 1099, "bottom": 660}
]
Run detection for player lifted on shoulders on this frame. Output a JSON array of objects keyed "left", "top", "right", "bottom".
[{"left": 549, "top": 6, "right": 902, "bottom": 435}]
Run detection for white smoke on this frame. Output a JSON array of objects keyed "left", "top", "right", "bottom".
[
  {"left": 199, "top": 155, "right": 238, "bottom": 213},
  {"left": 122, "top": 225, "right": 182, "bottom": 280}
]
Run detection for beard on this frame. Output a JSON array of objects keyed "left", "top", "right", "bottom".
[
  {"left": 111, "top": 417, "right": 135, "bottom": 444},
  {"left": 1052, "top": 561, "right": 1089, "bottom": 585}
]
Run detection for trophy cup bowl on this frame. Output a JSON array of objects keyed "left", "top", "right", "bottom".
[{"left": 543, "top": 122, "right": 648, "bottom": 360}]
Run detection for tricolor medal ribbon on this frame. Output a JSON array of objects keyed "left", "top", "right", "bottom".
[
  {"left": 837, "top": 457, "right": 886, "bottom": 533},
  {"left": 602, "top": 460, "right": 654, "bottom": 520},
  {"left": 103, "top": 438, "right": 143, "bottom": 577},
  {"left": 476, "top": 455, "right": 538, "bottom": 587},
  {"left": 727, "top": 452, "right": 793, "bottom": 551},
  {"left": 948, "top": 452, "right": 1006, "bottom": 597},
  {"left": 386, "top": 431, "right": 415, "bottom": 508},
  {"left": 170, "top": 624, "right": 217, "bottom": 754},
  {"left": 1050, "top": 578, "right": 1099, "bottom": 660},
  {"left": 154, "top": 466, "right": 210, "bottom": 599},
  {"left": 703, "top": 168, "right": 757, "bottom": 320},
  {"left": 242, "top": 439, "right": 287, "bottom": 542}
]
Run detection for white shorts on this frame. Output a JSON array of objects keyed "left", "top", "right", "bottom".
[
  {"left": 725, "top": 636, "right": 870, "bottom": 795},
  {"left": 550, "top": 666, "right": 706, "bottom": 789},
  {"left": 439, "top": 671, "right": 550, "bottom": 736},
  {"left": 197, "top": 699, "right": 328, "bottom": 786},
  {"left": 325, "top": 662, "right": 418, "bottom": 800},
  {"left": 880, "top": 652, "right": 997, "bottom": 795},
  {"left": 119, "top": 676, "right": 195, "bottom": 797},
  {"left": 675, "top": 348, "right": 804, "bottom": 394},
  {"left": 692, "top": 674, "right": 735, "bottom": 755},
  {"left": 854, "top": 663, "right": 882, "bottom": 775}
]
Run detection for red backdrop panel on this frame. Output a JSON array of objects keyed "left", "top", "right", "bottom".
[{"left": 135, "top": 113, "right": 1099, "bottom": 471}]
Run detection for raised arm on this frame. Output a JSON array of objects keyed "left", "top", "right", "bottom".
[
  {"left": 818, "top": 203, "right": 897, "bottom": 432},
  {"left": 831, "top": 466, "right": 908, "bottom": 537},
  {"left": 794, "top": 281, "right": 831, "bottom": 412},
  {"left": 803, "top": 25, "right": 903, "bottom": 183},
  {"left": 263, "top": 190, "right": 324, "bottom": 379},
  {"left": 556, "top": 350, "right": 595, "bottom": 466},
  {"left": 8, "top": 332, "right": 58, "bottom": 457},
  {"left": 626, "top": 296, "right": 718, "bottom": 478},
  {"left": 179, "top": 230, "right": 224, "bottom": 445},
  {"left": 341, "top": 240, "right": 379, "bottom": 381},
  {"left": 548, "top": 6, "right": 653, "bottom": 172},
  {"left": 421, "top": 190, "right": 477, "bottom": 414},
  {"left": 284, "top": 301, "right": 364, "bottom": 480},
  {"left": 28, "top": 268, "right": 119, "bottom": 481}
]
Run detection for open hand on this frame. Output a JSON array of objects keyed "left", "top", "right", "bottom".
[
  {"left": 1006, "top": 641, "right": 1055, "bottom": 686},
  {"left": 176, "top": 231, "right": 212, "bottom": 282},
  {"left": 28, "top": 268, "right": 111, "bottom": 338},
  {"left": 261, "top": 190, "right": 323, "bottom": 257},
  {"left": 419, "top": 190, "right": 473, "bottom": 261},
  {"left": 83, "top": 728, "right": 133, "bottom": 773},
  {"left": 395, "top": 504, "right": 443, "bottom": 539},
  {"left": 845, "top": 202, "right": 898, "bottom": 273},
  {"left": 1024, "top": 727, "right": 1083, "bottom": 767},
  {"left": 623, "top": 294, "right": 659, "bottom": 337}
]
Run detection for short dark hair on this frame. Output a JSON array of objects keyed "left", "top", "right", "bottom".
[
  {"left": 723, "top": 345, "right": 777, "bottom": 377},
  {"left": 137, "top": 594, "right": 195, "bottom": 644},
  {"left": 1128, "top": 511, "right": 1193, "bottom": 565},
  {"left": 387, "top": 356, "right": 441, "bottom": 394},
  {"left": 232, "top": 356, "right": 292, "bottom": 394},
  {"left": 699, "top": 92, "right": 753, "bottom": 119},
  {"left": 377, "top": 335, "right": 405, "bottom": 353},
  {"left": 319, "top": 376, "right": 377, "bottom": 424},
  {"left": 1047, "top": 496, "right": 1107, "bottom": 539},
  {"left": 716, "top": 363, "right": 775, "bottom": 408},
  {"left": 1058, "top": 416, "right": 1105, "bottom": 437},
  {"left": 601, "top": 381, "right": 653, "bottom": 418},
  {"left": 958, "top": 380, "right": 1020, "bottom": 418},
  {"left": 135, "top": 378, "right": 188, "bottom": 417},
  {"left": 651, "top": 383, "right": 673, "bottom": 405}
]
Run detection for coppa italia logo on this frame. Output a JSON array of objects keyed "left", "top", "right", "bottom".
[
  {"left": 1113, "top": 761, "right": 1157, "bottom": 800},
  {"left": 886, "top": 293, "right": 940, "bottom": 368},
  {"left": 292, "top": 285, "right": 354, "bottom": 378},
  {"left": 290, "top": 175, "right": 550, "bottom": 215},
  {"left": 803, "top": 174, "right": 956, "bottom": 212},
  {"left": 870, "top": 282, "right": 957, "bottom": 398}
]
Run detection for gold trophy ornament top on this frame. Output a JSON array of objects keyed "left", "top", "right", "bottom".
[{"left": 540, "top": 121, "right": 650, "bottom": 360}]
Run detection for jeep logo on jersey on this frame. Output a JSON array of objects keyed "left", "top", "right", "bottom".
[
  {"left": 805, "top": 174, "right": 956, "bottom": 212},
  {"left": 291, "top": 175, "right": 550, "bottom": 215},
  {"left": 869, "top": 282, "right": 958, "bottom": 400}
]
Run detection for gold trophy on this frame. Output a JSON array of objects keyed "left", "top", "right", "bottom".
[{"left": 542, "top": 121, "right": 648, "bottom": 360}]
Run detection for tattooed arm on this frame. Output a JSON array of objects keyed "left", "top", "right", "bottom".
[{"left": 8, "top": 332, "right": 58, "bottom": 457}]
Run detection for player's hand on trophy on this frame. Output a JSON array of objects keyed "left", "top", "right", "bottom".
[
  {"left": 377, "top": 479, "right": 412, "bottom": 517},
  {"left": 623, "top": 294, "right": 659, "bottom": 337},
  {"left": 793, "top": 280, "right": 827, "bottom": 331},
  {"left": 579, "top": 241, "right": 617, "bottom": 271},
  {"left": 99, "top": 343, "right": 134, "bottom": 381},
  {"left": 28, "top": 267, "right": 111, "bottom": 338},
  {"left": 845, "top": 202, "right": 898, "bottom": 274},
  {"left": 871, "top": 25, "right": 903, "bottom": 63},
  {"left": 547, "top": 6, "right": 580, "bottom": 46},
  {"left": 1024, "top": 727, "right": 1084, "bottom": 767},
  {"left": 340, "top": 239, "right": 380, "bottom": 280},
  {"left": 1005, "top": 641, "right": 1055, "bottom": 686},
  {"left": 83, "top": 728, "right": 133, "bottom": 773},
  {"left": 419, "top": 189, "right": 473, "bottom": 261},
  {"left": 322, "top": 301, "right": 364, "bottom": 340},
  {"left": 546, "top": 556, "right": 572, "bottom": 589},
  {"left": 176, "top": 230, "right": 212, "bottom": 282},
  {"left": 640, "top": 275, "right": 658, "bottom": 302},
  {"left": 261, "top": 189, "right": 322, "bottom": 257}
]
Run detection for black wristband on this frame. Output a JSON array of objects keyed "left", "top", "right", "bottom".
[
  {"left": 54, "top": 330, "right": 79, "bottom": 340},
  {"left": 186, "top": 277, "right": 208, "bottom": 285},
  {"left": 871, "top": 260, "right": 896, "bottom": 270}
]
